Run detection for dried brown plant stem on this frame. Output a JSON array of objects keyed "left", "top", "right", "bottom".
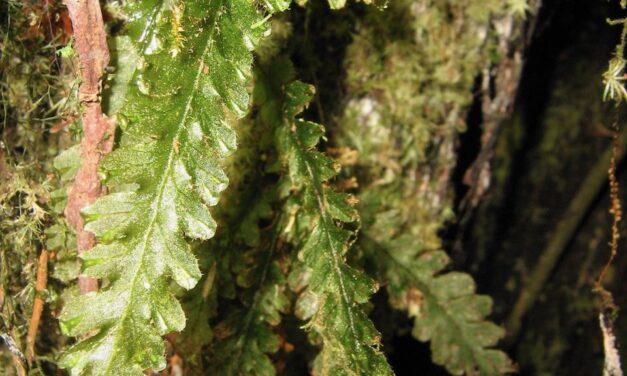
[
  {"left": 63, "top": 0, "right": 115, "bottom": 293},
  {"left": 26, "top": 249, "right": 48, "bottom": 365},
  {"left": 597, "top": 106, "right": 622, "bottom": 293},
  {"left": 595, "top": 105, "right": 623, "bottom": 376},
  {"left": 505, "top": 126, "right": 627, "bottom": 343}
]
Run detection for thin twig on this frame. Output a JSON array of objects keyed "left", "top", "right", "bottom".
[
  {"left": 597, "top": 105, "right": 623, "bottom": 293},
  {"left": 26, "top": 249, "right": 48, "bottom": 364},
  {"left": 62, "top": 0, "right": 115, "bottom": 293}
]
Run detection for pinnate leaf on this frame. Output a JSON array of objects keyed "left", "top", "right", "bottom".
[
  {"left": 59, "top": 0, "right": 283, "bottom": 374},
  {"left": 376, "top": 239, "right": 515, "bottom": 376},
  {"left": 277, "top": 81, "right": 393, "bottom": 376}
]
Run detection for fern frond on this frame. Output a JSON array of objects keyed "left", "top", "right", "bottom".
[
  {"left": 366, "top": 233, "right": 514, "bottom": 376},
  {"left": 175, "top": 124, "right": 279, "bottom": 372},
  {"left": 59, "top": 0, "right": 288, "bottom": 374},
  {"left": 276, "top": 81, "right": 392, "bottom": 375},
  {"left": 208, "top": 214, "right": 290, "bottom": 376}
]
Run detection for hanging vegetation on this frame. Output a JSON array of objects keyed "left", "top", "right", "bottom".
[{"left": 2, "top": 0, "right": 627, "bottom": 375}]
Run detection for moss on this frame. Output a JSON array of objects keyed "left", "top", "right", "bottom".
[
  {"left": 336, "top": 0, "right": 519, "bottom": 231},
  {"left": 1, "top": 0, "right": 79, "bottom": 372},
  {"left": 336, "top": 0, "right": 518, "bottom": 263}
]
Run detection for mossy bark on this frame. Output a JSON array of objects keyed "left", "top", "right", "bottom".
[{"left": 463, "top": 1, "right": 627, "bottom": 374}]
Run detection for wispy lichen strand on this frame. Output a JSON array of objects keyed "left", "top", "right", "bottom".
[{"left": 59, "top": 0, "right": 280, "bottom": 374}]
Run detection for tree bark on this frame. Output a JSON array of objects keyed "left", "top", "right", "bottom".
[{"left": 461, "top": 0, "right": 543, "bottom": 210}]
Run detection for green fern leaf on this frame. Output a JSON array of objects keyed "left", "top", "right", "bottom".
[
  {"left": 59, "top": 0, "right": 287, "bottom": 374},
  {"left": 366, "top": 234, "right": 515, "bottom": 375},
  {"left": 277, "top": 81, "right": 393, "bottom": 376},
  {"left": 208, "top": 224, "right": 290, "bottom": 376}
]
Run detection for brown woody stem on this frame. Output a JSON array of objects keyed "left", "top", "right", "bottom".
[
  {"left": 26, "top": 249, "right": 48, "bottom": 364},
  {"left": 63, "top": 0, "right": 115, "bottom": 293}
]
